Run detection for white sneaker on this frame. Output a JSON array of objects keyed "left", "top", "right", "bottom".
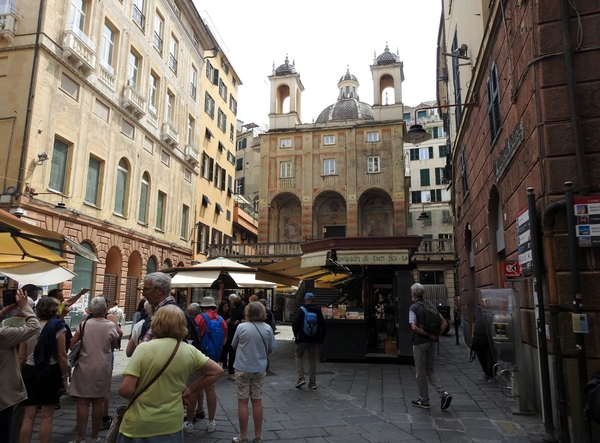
[
  {"left": 183, "top": 421, "right": 194, "bottom": 436},
  {"left": 207, "top": 420, "right": 216, "bottom": 433}
]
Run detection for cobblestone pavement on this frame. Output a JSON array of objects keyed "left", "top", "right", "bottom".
[{"left": 26, "top": 324, "right": 547, "bottom": 443}]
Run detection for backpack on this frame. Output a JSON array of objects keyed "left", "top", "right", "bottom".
[
  {"left": 200, "top": 313, "right": 224, "bottom": 361},
  {"left": 584, "top": 377, "right": 600, "bottom": 424},
  {"left": 418, "top": 300, "right": 442, "bottom": 335},
  {"left": 300, "top": 306, "right": 318, "bottom": 337}
]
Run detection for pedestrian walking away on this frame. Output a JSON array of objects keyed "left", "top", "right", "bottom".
[
  {"left": 409, "top": 283, "right": 452, "bottom": 410},
  {"left": 471, "top": 299, "right": 496, "bottom": 383},
  {"left": 292, "top": 292, "right": 326, "bottom": 389}
]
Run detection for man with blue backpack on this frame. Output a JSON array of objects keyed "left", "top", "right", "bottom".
[
  {"left": 191, "top": 296, "right": 227, "bottom": 434},
  {"left": 292, "top": 293, "right": 327, "bottom": 389}
]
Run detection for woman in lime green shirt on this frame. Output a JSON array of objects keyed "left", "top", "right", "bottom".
[{"left": 117, "top": 305, "right": 223, "bottom": 442}]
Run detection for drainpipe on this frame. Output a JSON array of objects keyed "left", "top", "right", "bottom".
[
  {"left": 528, "top": 189, "right": 555, "bottom": 441},
  {"left": 542, "top": 200, "right": 570, "bottom": 443},
  {"left": 560, "top": 0, "right": 588, "bottom": 196},
  {"left": 564, "top": 182, "right": 589, "bottom": 442},
  {"left": 16, "top": 0, "right": 46, "bottom": 196}
]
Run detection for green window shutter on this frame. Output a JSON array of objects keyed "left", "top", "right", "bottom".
[
  {"left": 436, "top": 189, "right": 442, "bottom": 201},
  {"left": 156, "top": 192, "right": 165, "bottom": 230},
  {"left": 85, "top": 157, "right": 100, "bottom": 205},
  {"left": 433, "top": 127, "right": 439, "bottom": 139},
  {"left": 410, "top": 148, "right": 418, "bottom": 161},
  {"left": 428, "top": 146, "right": 434, "bottom": 159},
  {"left": 420, "top": 169, "right": 430, "bottom": 186},
  {"left": 242, "top": 138, "right": 247, "bottom": 149},
  {"left": 236, "top": 158, "right": 243, "bottom": 171},
  {"left": 407, "top": 212, "right": 413, "bottom": 227},
  {"left": 209, "top": 158, "right": 214, "bottom": 181},
  {"left": 114, "top": 168, "right": 127, "bottom": 214},
  {"left": 49, "top": 139, "right": 69, "bottom": 193},
  {"left": 138, "top": 180, "right": 148, "bottom": 223}
]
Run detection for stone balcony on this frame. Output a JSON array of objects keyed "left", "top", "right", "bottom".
[
  {"left": 123, "top": 84, "right": 146, "bottom": 118},
  {"left": 185, "top": 144, "right": 199, "bottom": 166},
  {"left": 208, "top": 242, "right": 302, "bottom": 264},
  {"left": 99, "top": 64, "right": 115, "bottom": 91},
  {"left": 0, "top": 3, "right": 17, "bottom": 44},
  {"left": 413, "top": 238, "right": 454, "bottom": 260},
  {"left": 161, "top": 120, "right": 179, "bottom": 149},
  {"left": 62, "top": 25, "right": 96, "bottom": 77}
]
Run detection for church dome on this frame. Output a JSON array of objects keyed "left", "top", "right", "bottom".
[
  {"left": 274, "top": 55, "right": 296, "bottom": 76},
  {"left": 339, "top": 71, "right": 358, "bottom": 82},
  {"left": 376, "top": 44, "right": 398, "bottom": 65},
  {"left": 315, "top": 99, "right": 374, "bottom": 123}
]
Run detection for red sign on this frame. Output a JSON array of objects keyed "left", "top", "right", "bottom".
[{"left": 503, "top": 261, "right": 522, "bottom": 281}]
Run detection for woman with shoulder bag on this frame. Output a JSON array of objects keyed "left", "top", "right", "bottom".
[{"left": 116, "top": 305, "right": 223, "bottom": 442}]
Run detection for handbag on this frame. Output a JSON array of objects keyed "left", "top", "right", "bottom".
[
  {"left": 104, "top": 341, "right": 180, "bottom": 443},
  {"left": 251, "top": 322, "right": 270, "bottom": 372},
  {"left": 68, "top": 320, "right": 87, "bottom": 368}
]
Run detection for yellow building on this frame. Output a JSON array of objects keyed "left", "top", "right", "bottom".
[
  {"left": 193, "top": 44, "right": 240, "bottom": 260},
  {"left": 0, "top": 0, "right": 230, "bottom": 317}
]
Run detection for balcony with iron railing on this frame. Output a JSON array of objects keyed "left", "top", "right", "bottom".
[
  {"left": 169, "top": 53, "right": 177, "bottom": 73},
  {"left": 62, "top": 24, "right": 96, "bottom": 77},
  {"left": 153, "top": 32, "right": 163, "bottom": 53},
  {"left": 132, "top": 4, "right": 145, "bottom": 30}
]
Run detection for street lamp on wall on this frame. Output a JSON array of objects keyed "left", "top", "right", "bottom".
[
  {"left": 403, "top": 101, "right": 478, "bottom": 145},
  {"left": 417, "top": 205, "right": 430, "bottom": 228}
]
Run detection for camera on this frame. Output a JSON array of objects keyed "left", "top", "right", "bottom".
[{"left": 3, "top": 289, "right": 17, "bottom": 306}]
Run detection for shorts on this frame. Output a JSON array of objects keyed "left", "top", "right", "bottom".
[
  {"left": 234, "top": 370, "right": 265, "bottom": 400},
  {"left": 21, "top": 364, "right": 62, "bottom": 406}
]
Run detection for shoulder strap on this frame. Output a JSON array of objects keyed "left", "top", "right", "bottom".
[
  {"left": 301, "top": 306, "right": 307, "bottom": 315},
  {"left": 251, "top": 321, "right": 268, "bottom": 353},
  {"left": 125, "top": 340, "right": 180, "bottom": 412}
]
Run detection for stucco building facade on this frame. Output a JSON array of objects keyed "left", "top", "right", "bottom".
[{"left": 0, "top": 0, "right": 232, "bottom": 317}]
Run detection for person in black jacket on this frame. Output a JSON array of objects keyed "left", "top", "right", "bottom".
[{"left": 292, "top": 293, "right": 326, "bottom": 389}]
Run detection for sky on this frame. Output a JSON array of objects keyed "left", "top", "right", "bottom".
[{"left": 194, "top": 1, "right": 442, "bottom": 129}]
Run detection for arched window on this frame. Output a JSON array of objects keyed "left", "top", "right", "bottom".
[
  {"left": 138, "top": 172, "right": 150, "bottom": 223},
  {"left": 147, "top": 256, "right": 157, "bottom": 274},
  {"left": 114, "top": 158, "right": 129, "bottom": 216}
]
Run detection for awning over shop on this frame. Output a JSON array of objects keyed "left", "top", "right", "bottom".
[
  {"left": 256, "top": 257, "right": 351, "bottom": 288},
  {"left": 227, "top": 271, "right": 276, "bottom": 289},
  {"left": 0, "top": 210, "right": 99, "bottom": 263},
  {"left": 0, "top": 261, "right": 76, "bottom": 286},
  {"left": 0, "top": 233, "right": 68, "bottom": 268}
]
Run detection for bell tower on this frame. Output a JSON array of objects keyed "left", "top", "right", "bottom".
[
  {"left": 268, "top": 56, "right": 305, "bottom": 129},
  {"left": 370, "top": 44, "right": 404, "bottom": 121}
]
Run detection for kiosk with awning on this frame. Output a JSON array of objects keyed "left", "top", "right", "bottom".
[{"left": 258, "top": 236, "right": 423, "bottom": 362}]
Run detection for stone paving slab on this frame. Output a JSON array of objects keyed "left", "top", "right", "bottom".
[{"left": 19, "top": 324, "right": 550, "bottom": 443}]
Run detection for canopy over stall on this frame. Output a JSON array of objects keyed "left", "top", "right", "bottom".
[{"left": 168, "top": 257, "right": 276, "bottom": 301}]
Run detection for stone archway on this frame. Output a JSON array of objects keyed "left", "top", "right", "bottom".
[
  {"left": 269, "top": 192, "right": 302, "bottom": 242},
  {"left": 313, "top": 191, "right": 347, "bottom": 239}
]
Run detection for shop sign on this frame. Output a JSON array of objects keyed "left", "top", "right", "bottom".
[
  {"left": 516, "top": 205, "right": 532, "bottom": 274},
  {"left": 493, "top": 121, "right": 524, "bottom": 181},
  {"left": 336, "top": 250, "right": 409, "bottom": 265},
  {"left": 502, "top": 261, "right": 523, "bottom": 281},
  {"left": 574, "top": 196, "right": 600, "bottom": 247}
]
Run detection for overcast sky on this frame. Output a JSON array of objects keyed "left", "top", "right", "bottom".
[{"left": 195, "top": 1, "right": 442, "bottom": 128}]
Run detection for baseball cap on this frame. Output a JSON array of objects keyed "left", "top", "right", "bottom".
[{"left": 305, "top": 292, "right": 314, "bottom": 300}]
